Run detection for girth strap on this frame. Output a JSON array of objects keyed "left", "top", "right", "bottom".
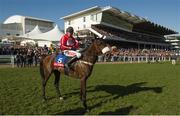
[{"left": 78, "top": 60, "right": 93, "bottom": 66}]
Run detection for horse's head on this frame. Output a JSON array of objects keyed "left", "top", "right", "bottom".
[{"left": 92, "top": 36, "right": 111, "bottom": 55}]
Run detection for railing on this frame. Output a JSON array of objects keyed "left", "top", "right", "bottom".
[
  {"left": 0, "top": 55, "right": 15, "bottom": 68},
  {"left": 98, "top": 55, "right": 176, "bottom": 63}
]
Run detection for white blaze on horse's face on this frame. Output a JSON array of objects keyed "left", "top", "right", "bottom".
[{"left": 102, "top": 46, "right": 111, "bottom": 54}]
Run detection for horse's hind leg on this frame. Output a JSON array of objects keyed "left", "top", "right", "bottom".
[
  {"left": 41, "top": 72, "right": 52, "bottom": 101},
  {"left": 80, "top": 78, "right": 88, "bottom": 111},
  {"left": 54, "top": 70, "right": 63, "bottom": 100},
  {"left": 41, "top": 78, "right": 46, "bottom": 100},
  {"left": 40, "top": 64, "right": 52, "bottom": 101}
]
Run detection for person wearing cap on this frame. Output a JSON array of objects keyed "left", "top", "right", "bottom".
[{"left": 60, "top": 26, "right": 81, "bottom": 74}]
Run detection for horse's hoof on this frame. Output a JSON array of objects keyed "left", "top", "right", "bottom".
[{"left": 59, "top": 97, "right": 64, "bottom": 100}]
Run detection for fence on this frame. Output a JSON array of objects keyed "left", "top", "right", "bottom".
[
  {"left": 0, "top": 54, "right": 178, "bottom": 68},
  {"left": 98, "top": 55, "right": 176, "bottom": 63},
  {"left": 0, "top": 55, "right": 15, "bottom": 68}
]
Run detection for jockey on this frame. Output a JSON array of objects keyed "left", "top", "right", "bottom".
[{"left": 60, "top": 26, "right": 81, "bottom": 72}]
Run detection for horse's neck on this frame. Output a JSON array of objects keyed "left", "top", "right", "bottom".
[{"left": 81, "top": 43, "right": 97, "bottom": 64}]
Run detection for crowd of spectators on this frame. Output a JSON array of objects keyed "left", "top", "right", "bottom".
[
  {"left": 0, "top": 40, "right": 179, "bottom": 67},
  {"left": 99, "top": 47, "right": 177, "bottom": 62},
  {"left": 90, "top": 25, "right": 179, "bottom": 62},
  {"left": 0, "top": 45, "right": 55, "bottom": 67}
]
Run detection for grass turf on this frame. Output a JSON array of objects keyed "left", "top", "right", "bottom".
[{"left": 0, "top": 62, "right": 180, "bottom": 115}]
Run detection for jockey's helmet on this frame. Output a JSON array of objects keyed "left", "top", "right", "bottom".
[{"left": 66, "top": 26, "right": 74, "bottom": 34}]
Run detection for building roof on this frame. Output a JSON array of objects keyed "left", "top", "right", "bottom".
[
  {"left": 60, "top": 6, "right": 146, "bottom": 23},
  {"left": 3, "top": 15, "right": 22, "bottom": 24},
  {"left": 101, "top": 6, "right": 147, "bottom": 24},
  {"left": 133, "top": 21, "right": 177, "bottom": 35},
  {"left": 24, "top": 15, "right": 53, "bottom": 22},
  {"left": 3, "top": 15, "right": 53, "bottom": 24},
  {"left": 60, "top": 6, "right": 101, "bottom": 19}
]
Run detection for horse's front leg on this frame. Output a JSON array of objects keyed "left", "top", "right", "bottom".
[
  {"left": 54, "top": 70, "right": 63, "bottom": 100},
  {"left": 80, "top": 78, "right": 88, "bottom": 111}
]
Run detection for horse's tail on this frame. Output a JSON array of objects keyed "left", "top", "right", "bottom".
[
  {"left": 39, "top": 54, "right": 54, "bottom": 79},
  {"left": 39, "top": 54, "right": 49, "bottom": 78}
]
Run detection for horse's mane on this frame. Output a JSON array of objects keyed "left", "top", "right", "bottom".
[{"left": 78, "top": 39, "right": 99, "bottom": 64}]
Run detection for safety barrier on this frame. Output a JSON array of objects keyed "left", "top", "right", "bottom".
[
  {"left": 0, "top": 55, "right": 15, "bottom": 68},
  {"left": 98, "top": 55, "right": 173, "bottom": 63}
]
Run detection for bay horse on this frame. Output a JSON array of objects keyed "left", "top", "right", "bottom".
[{"left": 39, "top": 36, "right": 111, "bottom": 111}]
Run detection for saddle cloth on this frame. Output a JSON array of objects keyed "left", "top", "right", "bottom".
[
  {"left": 53, "top": 50, "right": 77, "bottom": 68},
  {"left": 53, "top": 53, "right": 68, "bottom": 67}
]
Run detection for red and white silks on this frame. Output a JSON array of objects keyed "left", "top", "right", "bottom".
[{"left": 63, "top": 50, "right": 81, "bottom": 58}]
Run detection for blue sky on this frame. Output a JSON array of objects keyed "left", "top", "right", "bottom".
[{"left": 0, "top": 0, "right": 179, "bottom": 33}]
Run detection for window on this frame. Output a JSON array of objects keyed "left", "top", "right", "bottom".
[
  {"left": 96, "top": 14, "right": 98, "bottom": 21},
  {"left": 68, "top": 20, "right": 71, "bottom": 25},
  {"left": 96, "top": 13, "right": 102, "bottom": 21},
  {"left": 91, "top": 14, "right": 95, "bottom": 21},
  {"left": 90, "top": 15, "right": 94, "bottom": 20},
  {"left": 83, "top": 24, "right": 86, "bottom": 29},
  {"left": 83, "top": 17, "right": 86, "bottom": 22}
]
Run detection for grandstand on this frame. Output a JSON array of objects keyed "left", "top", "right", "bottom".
[
  {"left": 165, "top": 34, "right": 180, "bottom": 50},
  {"left": 0, "top": 15, "right": 54, "bottom": 36},
  {"left": 61, "top": 6, "right": 178, "bottom": 50}
]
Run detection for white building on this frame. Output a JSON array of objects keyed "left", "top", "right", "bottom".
[
  {"left": 0, "top": 15, "right": 54, "bottom": 36},
  {"left": 165, "top": 34, "right": 180, "bottom": 50},
  {"left": 61, "top": 6, "right": 102, "bottom": 33},
  {"left": 60, "top": 6, "right": 146, "bottom": 37},
  {"left": 0, "top": 15, "right": 64, "bottom": 47},
  {"left": 60, "top": 6, "right": 177, "bottom": 49}
]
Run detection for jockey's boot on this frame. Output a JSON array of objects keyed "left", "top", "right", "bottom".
[{"left": 64, "top": 56, "right": 78, "bottom": 75}]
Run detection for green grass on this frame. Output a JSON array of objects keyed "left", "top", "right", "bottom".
[{"left": 0, "top": 62, "right": 180, "bottom": 115}]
